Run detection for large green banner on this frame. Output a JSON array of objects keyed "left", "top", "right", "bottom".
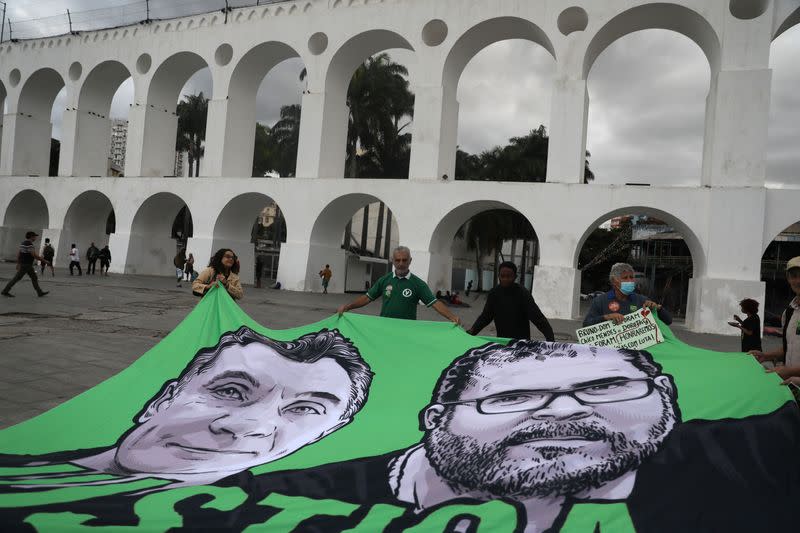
[{"left": 1, "top": 285, "right": 799, "bottom": 532}]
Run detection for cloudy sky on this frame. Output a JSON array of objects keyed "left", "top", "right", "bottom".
[{"left": 8, "top": 0, "right": 800, "bottom": 185}]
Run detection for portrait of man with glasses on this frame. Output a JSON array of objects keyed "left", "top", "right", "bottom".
[{"left": 244, "top": 339, "right": 798, "bottom": 532}]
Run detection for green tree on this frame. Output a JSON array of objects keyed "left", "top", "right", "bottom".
[{"left": 176, "top": 92, "right": 208, "bottom": 177}]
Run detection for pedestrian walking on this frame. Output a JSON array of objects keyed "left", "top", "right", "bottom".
[
  {"left": 750, "top": 257, "right": 800, "bottom": 367},
  {"left": 319, "top": 264, "right": 332, "bottom": 294},
  {"left": 183, "top": 253, "right": 195, "bottom": 282},
  {"left": 98, "top": 245, "right": 111, "bottom": 276},
  {"left": 40, "top": 238, "right": 55, "bottom": 277},
  {"left": 174, "top": 248, "right": 186, "bottom": 287},
  {"left": 467, "top": 261, "right": 555, "bottom": 341},
  {"left": 86, "top": 242, "right": 100, "bottom": 275},
  {"left": 337, "top": 246, "right": 461, "bottom": 324},
  {"left": 465, "top": 279, "right": 473, "bottom": 297},
  {"left": 192, "top": 248, "right": 243, "bottom": 300},
  {"left": 69, "top": 244, "right": 82, "bottom": 276},
  {"left": 728, "top": 298, "right": 762, "bottom": 353},
  {"left": 2, "top": 231, "right": 50, "bottom": 298}
]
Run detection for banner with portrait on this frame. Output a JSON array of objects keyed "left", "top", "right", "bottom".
[{"left": 1, "top": 285, "right": 799, "bottom": 532}]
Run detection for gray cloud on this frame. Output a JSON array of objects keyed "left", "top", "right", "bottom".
[{"left": 13, "top": 1, "right": 800, "bottom": 185}]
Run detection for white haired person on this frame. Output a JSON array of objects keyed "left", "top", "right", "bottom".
[{"left": 583, "top": 262, "right": 672, "bottom": 327}]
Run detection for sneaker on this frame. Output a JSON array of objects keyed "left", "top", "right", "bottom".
[
  {"left": 1, "top": 292, "right": 13, "bottom": 297},
  {"left": 37, "top": 291, "right": 49, "bottom": 297}
]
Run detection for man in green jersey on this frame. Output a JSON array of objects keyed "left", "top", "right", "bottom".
[{"left": 337, "top": 246, "right": 461, "bottom": 324}]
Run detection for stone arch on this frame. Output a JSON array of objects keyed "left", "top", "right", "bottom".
[
  {"left": 427, "top": 199, "right": 538, "bottom": 292},
  {"left": 221, "top": 42, "right": 303, "bottom": 176},
  {"left": 316, "top": 29, "right": 415, "bottom": 179},
  {"left": 774, "top": 3, "right": 800, "bottom": 40},
  {"left": 14, "top": 68, "right": 65, "bottom": 176},
  {"left": 57, "top": 191, "right": 115, "bottom": 264},
  {"left": 573, "top": 206, "right": 706, "bottom": 278},
  {"left": 212, "top": 192, "right": 287, "bottom": 285},
  {"left": 760, "top": 216, "right": 800, "bottom": 316},
  {"left": 583, "top": 3, "right": 721, "bottom": 79},
  {"left": 443, "top": 17, "right": 555, "bottom": 93},
  {"left": 139, "top": 52, "right": 212, "bottom": 176},
  {"left": 1, "top": 190, "right": 48, "bottom": 261},
  {"left": 305, "top": 193, "right": 401, "bottom": 292},
  {"left": 126, "top": 192, "right": 191, "bottom": 275},
  {"left": 433, "top": 17, "right": 556, "bottom": 181},
  {"left": 71, "top": 61, "right": 133, "bottom": 176}
]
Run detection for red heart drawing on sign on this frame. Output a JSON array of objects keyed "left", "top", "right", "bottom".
[{"left": 641, "top": 309, "right": 651, "bottom": 317}]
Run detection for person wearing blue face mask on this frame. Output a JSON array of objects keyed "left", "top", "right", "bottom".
[{"left": 583, "top": 262, "right": 672, "bottom": 327}]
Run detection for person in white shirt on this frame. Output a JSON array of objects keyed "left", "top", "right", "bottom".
[
  {"left": 68, "top": 244, "right": 82, "bottom": 276},
  {"left": 750, "top": 256, "right": 800, "bottom": 367}
]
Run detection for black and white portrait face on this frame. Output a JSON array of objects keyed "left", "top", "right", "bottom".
[
  {"left": 110, "top": 327, "right": 372, "bottom": 480},
  {"left": 422, "top": 342, "right": 678, "bottom": 499}
]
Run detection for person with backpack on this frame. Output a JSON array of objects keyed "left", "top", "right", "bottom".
[
  {"left": 750, "top": 256, "right": 800, "bottom": 368},
  {"left": 86, "top": 242, "right": 100, "bottom": 275},
  {"left": 174, "top": 248, "right": 187, "bottom": 287},
  {"left": 98, "top": 245, "right": 111, "bottom": 276},
  {"left": 40, "top": 238, "right": 55, "bottom": 276}
]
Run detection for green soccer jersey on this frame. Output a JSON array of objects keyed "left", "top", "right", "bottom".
[{"left": 366, "top": 272, "right": 437, "bottom": 320}]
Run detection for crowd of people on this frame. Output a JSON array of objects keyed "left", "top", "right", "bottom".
[{"left": 5, "top": 229, "right": 800, "bottom": 393}]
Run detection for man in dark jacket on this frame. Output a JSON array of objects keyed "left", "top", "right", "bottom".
[
  {"left": 467, "top": 261, "right": 554, "bottom": 340},
  {"left": 86, "top": 242, "right": 100, "bottom": 275}
]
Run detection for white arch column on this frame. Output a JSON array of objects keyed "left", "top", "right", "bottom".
[
  {"left": 407, "top": 83, "right": 458, "bottom": 181},
  {"left": 0, "top": 113, "right": 54, "bottom": 177},
  {"left": 545, "top": 77, "right": 588, "bottom": 184},
  {"left": 701, "top": 13, "right": 772, "bottom": 187},
  {"left": 686, "top": 189, "right": 766, "bottom": 335},
  {"left": 201, "top": 97, "right": 238, "bottom": 177},
  {"left": 295, "top": 86, "right": 347, "bottom": 179},
  {"left": 125, "top": 104, "right": 179, "bottom": 177}
]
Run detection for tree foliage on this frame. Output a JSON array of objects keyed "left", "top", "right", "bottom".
[
  {"left": 456, "top": 125, "right": 595, "bottom": 184},
  {"left": 176, "top": 92, "right": 209, "bottom": 177}
]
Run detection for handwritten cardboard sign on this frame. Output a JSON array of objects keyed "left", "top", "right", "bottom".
[{"left": 576, "top": 308, "right": 664, "bottom": 350}]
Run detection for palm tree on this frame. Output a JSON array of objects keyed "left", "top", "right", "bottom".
[
  {"left": 271, "top": 104, "right": 302, "bottom": 176},
  {"left": 176, "top": 92, "right": 208, "bottom": 177}
]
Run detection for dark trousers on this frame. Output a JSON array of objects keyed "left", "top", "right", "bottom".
[
  {"left": 2, "top": 264, "right": 44, "bottom": 295},
  {"left": 69, "top": 261, "right": 82, "bottom": 275},
  {"left": 100, "top": 259, "right": 110, "bottom": 274},
  {"left": 87, "top": 258, "right": 97, "bottom": 274}
]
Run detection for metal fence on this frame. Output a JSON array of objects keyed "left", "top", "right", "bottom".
[{"left": 1, "top": 0, "right": 293, "bottom": 42}]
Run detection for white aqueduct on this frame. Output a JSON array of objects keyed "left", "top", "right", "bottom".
[{"left": 0, "top": 0, "right": 798, "bottom": 334}]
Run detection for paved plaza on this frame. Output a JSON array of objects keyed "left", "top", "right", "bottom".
[{"left": 0, "top": 262, "right": 779, "bottom": 429}]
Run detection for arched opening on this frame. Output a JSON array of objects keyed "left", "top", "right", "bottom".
[
  {"left": 57, "top": 192, "right": 115, "bottom": 267},
  {"left": 212, "top": 193, "right": 287, "bottom": 286},
  {"left": 71, "top": 61, "right": 133, "bottom": 177},
  {"left": 126, "top": 193, "right": 191, "bottom": 275},
  {"left": 1, "top": 190, "right": 48, "bottom": 261},
  {"left": 428, "top": 201, "right": 538, "bottom": 301},
  {"left": 583, "top": 5, "right": 719, "bottom": 185},
  {"left": 307, "top": 195, "right": 400, "bottom": 293},
  {"left": 767, "top": 23, "right": 800, "bottom": 184},
  {"left": 224, "top": 42, "right": 304, "bottom": 177},
  {"left": 444, "top": 17, "right": 556, "bottom": 182},
  {"left": 760, "top": 222, "right": 800, "bottom": 332},
  {"left": 574, "top": 208, "right": 704, "bottom": 321},
  {"left": 322, "top": 30, "right": 416, "bottom": 179},
  {"left": 14, "top": 68, "right": 65, "bottom": 176},
  {"left": 140, "top": 52, "right": 212, "bottom": 177}
]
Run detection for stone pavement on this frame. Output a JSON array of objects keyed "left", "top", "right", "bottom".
[{"left": 0, "top": 262, "right": 778, "bottom": 429}]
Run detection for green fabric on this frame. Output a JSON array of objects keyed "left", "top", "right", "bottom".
[
  {"left": 366, "top": 272, "right": 437, "bottom": 320},
  {"left": 0, "top": 283, "right": 794, "bottom": 532}
]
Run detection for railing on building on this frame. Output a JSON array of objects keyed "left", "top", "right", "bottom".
[{"left": 2, "top": 0, "right": 294, "bottom": 42}]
